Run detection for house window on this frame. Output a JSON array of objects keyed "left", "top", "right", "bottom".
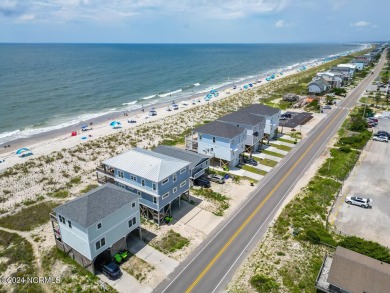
[
  {"left": 130, "top": 175, "right": 137, "bottom": 181},
  {"left": 152, "top": 183, "right": 156, "bottom": 190},
  {"left": 118, "top": 171, "right": 124, "bottom": 178},
  {"left": 213, "top": 137, "right": 215, "bottom": 143},
  {"left": 68, "top": 220, "right": 72, "bottom": 228},
  {"left": 95, "top": 238, "right": 105, "bottom": 250},
  {"left": 162, "top": 192, "right": 169, "bottom": 199},
  {"left": 59, "top": 215, "right": 65, "bottom": 224},
  {"left": 180, "top": 180, "right": 186, "bottom": 188},
  {"left": 153, "top": 197, "right": 157, "bottom": 204},
  {"left": 141, "top": 179, "right": 145, "bottom": 186},
  {"left": 128, "top": 217, "right": 136, "bottom": 228},
  {"left": 131, "top": 202, "right": 135, "bottom": 208},
  {"left": 162, "top": 178, "right": 169, "bottom": 185},
  {"left": 137, "top": 190, "right": 141, "bottom": 196},
  {"left": 173, "top": 187, "right": 177, "bottom": 193},
  {"left": 97, "top": 223, "right": 102, "bottom": 230},
  {"left": 199, "top": 134, "right": 202, "bottom": 140},
  {"left": 211, "top": 148, "right": 213, "bottom": 152},
  {"left": 180, "top": 168, "right": 186, "bottom": 174},
  {"left": 173, "top": 173, "right": 177, "bottom": 182}
]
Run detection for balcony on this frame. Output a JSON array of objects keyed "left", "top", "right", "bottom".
[
  {"left": 97, "top": 176, "right": 115, "bottom": 185},
  {"left": 96, "top": 165, "right": 115, "bottom": 177}
]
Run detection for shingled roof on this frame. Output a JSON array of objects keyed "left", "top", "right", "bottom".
[
  {"left": 153, "top": 146, "right": 210, "bottom": 170},
  {"left": 194, "top": 120, "right": 246, "bottom": 139},
  {"left": 237, "top": 104, "right": 280, "bottom": 117},
  {"left": 218, "top": 111, "right": 265, "bottom": 126},
  {"left": 327, "top": 246, "right": 390, "bottom": 293},
  {"left": 54, "top": 184, "right": 138, "bottom": 228}
]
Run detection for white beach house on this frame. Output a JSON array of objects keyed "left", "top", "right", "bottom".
[
  {"left": 50, "top": 183, "right": 140, "bottom": 274},
  {"left": 186, "top": 120, "right": 246, "bottom": 168}
]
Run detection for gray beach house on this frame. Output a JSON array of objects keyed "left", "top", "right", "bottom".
[
  {"left": 96, "top": 148, "right": 190, "bottom": 224},
  {"left": 50, "top": 183, "right": 140, "bottom": 274},
  {"left": 153, "top": 145, "right": 211, "bottom": 181}
]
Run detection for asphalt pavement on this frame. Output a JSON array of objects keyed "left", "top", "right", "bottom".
[{"left": 154, "top": 51, "right": 387, "bottom": 293}]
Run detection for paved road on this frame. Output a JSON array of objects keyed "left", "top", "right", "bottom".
[{"left": 155, "top": 51, "right": 387, "bottom": 293}]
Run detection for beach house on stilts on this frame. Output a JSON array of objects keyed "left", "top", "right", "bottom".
[
  {"left": 185, "top": 120, "right": 246, "bottom": 169},
  {"left": 217, "top": 111, "right": 266, "bottom": 155},
  {"left": 96, "top": 148, "right": 190, "bottom": 225},
  {"left": 50, "top": 183, "right": 140, "bottom": 274}
]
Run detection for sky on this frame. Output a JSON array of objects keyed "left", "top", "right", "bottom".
[{"left": 0, "top": 0, "right": 389, "bottom": 43}]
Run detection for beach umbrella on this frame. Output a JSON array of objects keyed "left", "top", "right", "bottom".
[
  {"left": 243, "top": 85, "right": 248, "bottom": 89},
  {"left": 16, "top": 147, "right": 31, "bottom": 155},
  {"left": 110, "top": 121, "right": 122, "bottom": 128},
  {"left": 210, "top": 89, "right": 217, "bottom": 93}
]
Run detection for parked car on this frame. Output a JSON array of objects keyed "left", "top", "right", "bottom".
[
  {"left": 207, "top": 174, "right": 225, "bottom": 184},
  {"left": 375, "top": 131, "right": 390, "bottom": 139},
  {"left": 373, "top": 136, "right": 389, "bottom": 142},
  {"left": 367, "top": 117, "right": 378, "bottom": 123},
  {"left": 194, "top": 177, "right": 211, "bottom": 188},
  {"left": 345, "top": 196, "right": 372, "bottom": 208},
  {"left": 281, "top": 113, "right": 292, "bottom": 118},
  {"left": 102, "top": 262, "right": 122, "bottom": 280},
  {"left": 322, "top": 105, "right": 332, "bottom": 109}
]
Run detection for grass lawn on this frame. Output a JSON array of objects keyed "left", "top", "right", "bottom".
[
  {"left": 242, "top": 165, "right": 268, "bottom": 176},
  {"left": 0, "top": 201, "right": 59, "bottom": 231},
  {"left": 252, "top": 157, "right": 278, "bottom": 167},
  {"left": 270, "top": 143, "right": 292, "bottom": 152},
  {"left": 278, "top": 138, "right": 296, "bottom": 144},
  {"left": 151, "top": 230, "right": 190, "bottom": 254},
  {"left": 262, "top": 150, "right": 285, "bottom": 158},
  {"left": 0, "top": 230, "right": 43, "bottom": 292}
]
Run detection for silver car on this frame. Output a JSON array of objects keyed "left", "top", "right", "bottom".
[
  {"left": 345, "top": 196, "right": 372, "bottom": 208},
  {"left": 207, "top": 174, "right": 225, "bottom": 184}
]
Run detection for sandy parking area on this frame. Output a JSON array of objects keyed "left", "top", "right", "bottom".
[{"left": 330, "top": 118, "right": 390, "bottom": 247}]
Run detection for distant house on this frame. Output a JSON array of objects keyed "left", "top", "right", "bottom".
[
  {"left": 308, "top": 77, "right": 330, "bottom": 94},
  {"left": 96, "top": 148, "right": 190, "bottom": 224},
  {"left": 316, "top": 72, "right": 343, "bottom": 88},
  {"left": 217, "top": 110, "right": 266, "bottom": 153},
  {"left": 50, "top": 183, "right": 140, "bottom": 274},
  {"left": 329, "top": 68, "right": 351, "bottom": 85},
  {"left": 153, "top": 145, "right": 210, "bottom": 180},
  {"left": 186, "top": 120, "right": 246, "bottom": 168},
  {"left": 237, "top": 104, "right": 281, "bottom": 138},
  {"left": 336, "top": 63, "right": 357, "bottom": 77},
  {"left": 350, "top": 60, "right": 365, "bottom": 71},
  {"left": 355, "top": 54, "right": 372, "bottom": 65},
  {"left": 316, "top": 246, "right": 390, "bottom": 293}
]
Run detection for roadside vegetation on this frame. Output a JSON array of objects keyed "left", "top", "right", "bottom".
[
  {"left": 151, "top": 229, "right": 190, "bottom": 254},
  {"left": 121, "top": 253, "right": 155, "bottom": 283},
  {"left": 191, "top": 187, "right": 230, "bottom": 216}
]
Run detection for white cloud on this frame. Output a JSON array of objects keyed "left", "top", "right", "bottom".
[
  {"left": 0, "top": 0, "right": 292, "bottom": 22},
  {"left": 17, "top": 13, "right": 35, "bottom": 21},
  {"left": 275, "top": 19, "right": 292, "bottom": 28},
  {"left": 350, "top": 20, "right": 370, "bottom": 27}
]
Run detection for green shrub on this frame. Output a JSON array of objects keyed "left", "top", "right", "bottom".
[
  {"left": 250, "top": 274, "right": 279, "bottom": 293},
  {"left": 339, "top": 236, "right": 390, "bottom": 263},
  {"left": 339, "top": 146, "right": 352, "bottom": 153}
]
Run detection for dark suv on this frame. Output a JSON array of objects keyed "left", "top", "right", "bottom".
[
  {"left": 194, "top": 177, "right": 211, "bottom": 188},
  {"left": 375, "top": 131, "right": 390, "bottom": 139},
  {"left": 102, "top": 262, "right": 122, "bottom": 280}
]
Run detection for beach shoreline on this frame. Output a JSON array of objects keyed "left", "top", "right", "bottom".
[{"left": 0, "top": 45, "right": 366, "bottom": 171}]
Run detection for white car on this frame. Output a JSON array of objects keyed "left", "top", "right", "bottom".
[
  {"left": 373, "top": 136, "right": 389, "bottom": 143},
  {"left": 345, "top": 196, "right": 372, "bottom": 208}
]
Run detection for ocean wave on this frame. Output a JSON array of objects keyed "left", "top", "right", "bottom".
[
  {"left": 158, "top": 89, "right": 182, "bottom": 98},
  {"left": 193, "top": 83, "right": 200, "bottom": 86},
  {"left": 121, "top": 100, "right": 138, "bottom": 106},
  {"left": 142, "top": 95, "right": 157, "bottom": 100}
]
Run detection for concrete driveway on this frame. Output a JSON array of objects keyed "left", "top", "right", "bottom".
[{"left": 331, "top": 118, "right": 390, "bottom": 247}]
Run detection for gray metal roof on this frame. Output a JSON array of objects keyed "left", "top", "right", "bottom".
[
  {"left": 218, "top": 111, "right": 265, "bottom": 126},
  {"left": 54, "top": 183, "right": 138, "bottom": 228},
  {"left": 103, "top": 148, "right": 189, "bottom": 182},
  {"left": 238, "top": 104, "right": 281, "bottom": 117},
  {"left": 153, "top": 146, "right": 210, "bottom": 170},
  {"left": 194, "top": 120, "right": 246, "bottom": 139},
  {"left": 327, "top": 246, "right": 390, "bottom": 293}
]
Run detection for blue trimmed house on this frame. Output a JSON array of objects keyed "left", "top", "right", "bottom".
[{"left": 96, "top": 148, "right": 190, "bottom": 224}]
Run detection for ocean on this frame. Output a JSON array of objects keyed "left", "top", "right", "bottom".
[{"left": 0, "top": 43, "right": 364, "bottom": 144}]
